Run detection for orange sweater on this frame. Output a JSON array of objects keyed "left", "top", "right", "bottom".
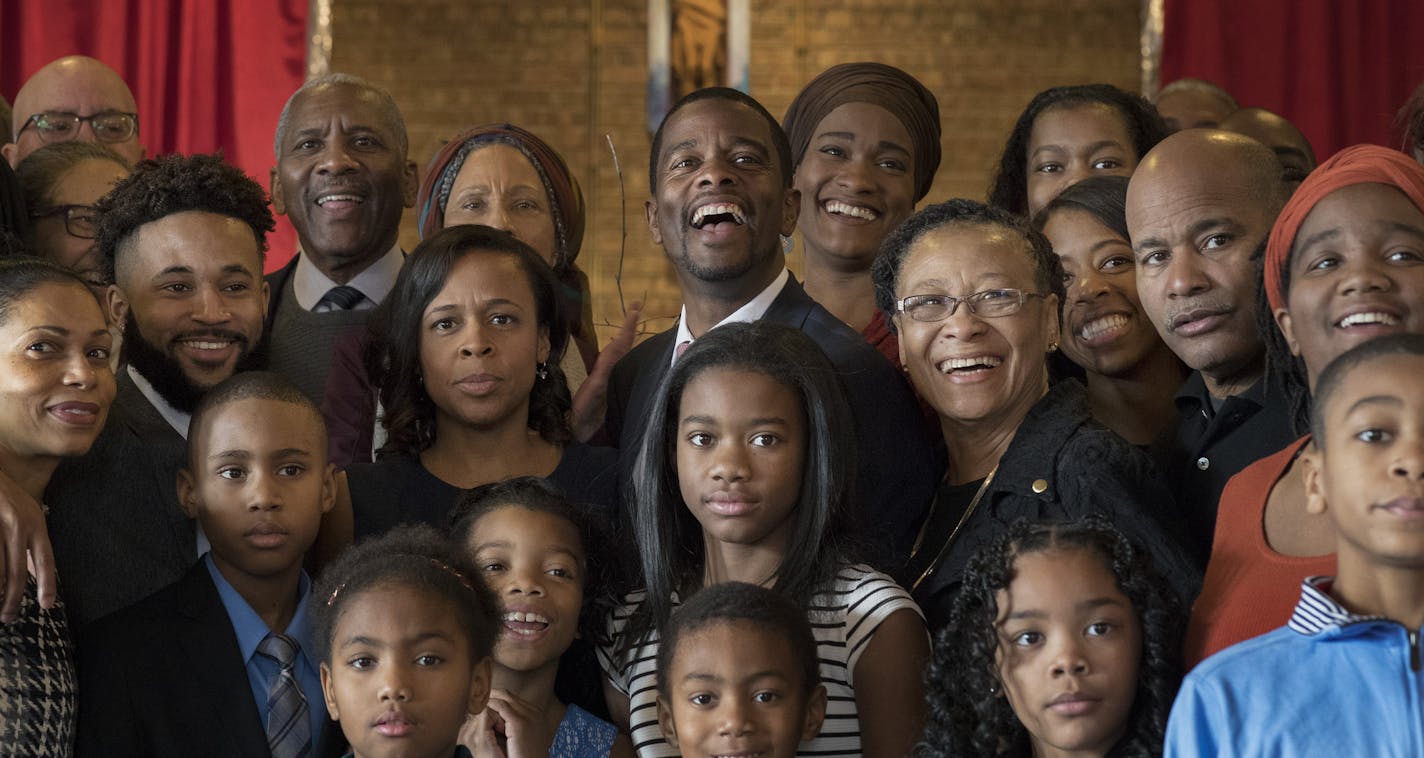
[{"left": 1183, "top": 436, "right": 1336, "bottom": 669}]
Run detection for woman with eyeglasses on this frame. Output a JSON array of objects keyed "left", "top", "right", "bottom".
[
  {"left": 870, "top": 198, "right": 1199, "bottom": 631},
  {"left": 16, "top": 141, "right": 131, "bottom": 296}
]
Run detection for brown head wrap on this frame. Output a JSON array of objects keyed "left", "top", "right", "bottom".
[
  {"left": 416, "top": 123, "right": 585, "bottom": 272},
  {"left": 782, "top": 62, "right": 942, "bottom": 201},
  {"left": 1264, "top": 144, "right": 1424, "bottom": 312}
]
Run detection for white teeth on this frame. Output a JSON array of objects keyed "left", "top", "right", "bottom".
[
  {"left": 691, "top": 202, "right": 747, "bottom": 228},
  {"left": 316, "top": 194, "right": 363, "bottom": 206},
  {"left": 502, "top": 611, "right": 549, "bottom": 624},
  {"left": 184, "top": 340, "right": 231, "bottom": 350},
  {"left": 937, "top": 355, "right": 1003, "bottom": 373},
  {"left": 824, "top": 200, "right": 878, "bottom": 221},
  {"left": 1338, "top": 312, "right": 1399, "bottom": 327},
  {"left": 1080, "top": 314, "right": 1129, "bottom": 341}
]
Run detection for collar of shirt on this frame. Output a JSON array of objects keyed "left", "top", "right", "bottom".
[
  {"left": 1174, "top": 370, "right": 1267, "bottom": 418},
  {"left": 292, "top": 241, "right": 404, "bottom": 311},
  {"left": 205, "top": 553, "right": 317, "bottom": 663},
  {"left": 671, "top": 267, "right": 790, "bottom": 368},
  {"left": 127, "top": 365, "right": 191, "bottom": 439},
  {"left": 1287, "top": 575, "right": 1388, "bottom": 636}
]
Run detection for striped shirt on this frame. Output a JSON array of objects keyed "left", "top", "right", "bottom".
[
  {"left": 1286, "top": 575, "right": 1385, "bottom": 635},
  {"left": 597, "top": 565, "right": 923, "bottom": 757}
]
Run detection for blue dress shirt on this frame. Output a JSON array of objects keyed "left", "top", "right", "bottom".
[{"left": 205, "top": 554, "right": 328, "bottom": 751}]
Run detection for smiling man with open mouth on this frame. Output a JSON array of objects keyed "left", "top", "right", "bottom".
[
  {"left": 605, "top": 86, "right": 937, "bottom": 581},
  {"left": 266, "top": 73, "right": 418, "bottom": 406}
]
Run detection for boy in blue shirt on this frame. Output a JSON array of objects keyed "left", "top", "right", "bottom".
[
  {"left": 1166, "top": 334, "right": 1424, "bottom": 756},
  {"left": 77, "top": 372, "right": 343, "bottom": 757}
]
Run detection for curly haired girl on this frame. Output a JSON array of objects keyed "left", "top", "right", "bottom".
[{"left": 920, "top": 516, "right": 1183, "bottom": 758}]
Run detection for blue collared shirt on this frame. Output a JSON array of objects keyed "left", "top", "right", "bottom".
[{"left": 205, "top": 554, "right": 327, "bottom": 750}]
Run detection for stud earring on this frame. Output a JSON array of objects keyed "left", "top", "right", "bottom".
[{"left": 781, "top": 234, "right": 794, "bottom": 254}]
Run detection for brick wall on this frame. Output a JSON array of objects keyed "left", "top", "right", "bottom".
[{"left": 330, "top": 0, "right": 1141, "bottom": 344}]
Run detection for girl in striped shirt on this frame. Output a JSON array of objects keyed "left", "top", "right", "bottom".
[{"left": 598, "top": 321, "right": 929, "bottom": 758}]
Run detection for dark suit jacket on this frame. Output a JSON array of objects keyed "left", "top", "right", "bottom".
[
  {"left": 605, "top": 275, "right": 936, "bottom": 566},
  {"left": 76, "top": 561, "right": 344, "bottom": 758},
  {"left": 46, "top": 370, "right": 194, "bottom": 628},
  {"left": 263, "top": 256, "right": 299, "bottom": 337}
]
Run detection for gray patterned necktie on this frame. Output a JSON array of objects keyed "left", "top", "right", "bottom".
[
  {"left": 316, "top": 285, "right": 364, "bottom": 311},
  {"left": 257, "top": 633, "right": 312, "bottom": 758}
]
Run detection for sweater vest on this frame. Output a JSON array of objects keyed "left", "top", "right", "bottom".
[{"left": 267, "top": 274, "right": 369, "bottom": 406}]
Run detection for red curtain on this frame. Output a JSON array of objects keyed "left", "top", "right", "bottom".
[
  {"left": 1, "top": 0, "right": 308, "bottom": 270},
  {"left": 1161, "top": 0, "right": 1424, "bottom": 161}
]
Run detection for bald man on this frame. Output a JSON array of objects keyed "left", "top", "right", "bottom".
[
  {"left": 1221, "top": 106, "right": 1317, "bottom": 188},
  {"left": 1154, "top": 77, "right": 1237, "bottom": 133},
  {"left": 1126, "top": 130, "right": 1295, "bottom": 557},
  {"left": 3, "top": 56, "right": 145, "bottom": 168}
]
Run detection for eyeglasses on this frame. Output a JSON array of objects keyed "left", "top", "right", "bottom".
[
  {"left": 30, "top": 205, "right": 102, "bottom": 239},
  {"left": 18, "top": 111, "right": 139, "bottom": 145},
  {"left": 895, "top": 288, "right": 1046, "bottom": 322}
]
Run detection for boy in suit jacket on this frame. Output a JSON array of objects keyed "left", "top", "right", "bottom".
[{"left": 77, "top": 372, "right": 342, "bottom": 758}]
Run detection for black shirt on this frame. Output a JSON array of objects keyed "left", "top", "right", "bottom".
[
  {"left": 346, "top": 443, "right": 620, "bottom": 539},
  {"left": 1156, "top": 372, "right": 1296, "bottom": 560},
  {"left": 902, "top": 477, "right": 986, "bottom": 599}
]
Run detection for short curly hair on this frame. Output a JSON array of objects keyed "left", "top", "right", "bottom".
[
  {"left": 95, "top": 152, "right": 274, "bottom": 271},
  {"left": 918, "top": 516, "right": 1183, "bottom": 758},
  {"left": 987, "top": 85, "right": 1168, "bottom": 218},
  {"left": 871, "top": 198, "right": 1064, "bottom": 335}
]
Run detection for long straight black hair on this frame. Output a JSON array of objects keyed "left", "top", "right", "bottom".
[{"left": 615, "top": 320, "right": 858, "bottom": 662}]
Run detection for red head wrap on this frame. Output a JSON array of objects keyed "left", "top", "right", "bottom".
[{"left": 1264, "top": 144, "right": 1424, "bottom": 312}]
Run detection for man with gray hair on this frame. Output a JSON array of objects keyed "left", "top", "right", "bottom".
[{"left": 266, "top": 73, "right": 417, "bottom": 404}]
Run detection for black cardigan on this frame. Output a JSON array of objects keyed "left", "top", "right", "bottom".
[{"left": 909, "top": 379, "right": 1202, "bottom": 632}]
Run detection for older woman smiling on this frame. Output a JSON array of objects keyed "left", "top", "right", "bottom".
[{"left": 871, "top": 199, "right": 1198, "bottom": 630}]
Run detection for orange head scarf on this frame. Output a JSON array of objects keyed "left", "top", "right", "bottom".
[{"left": 1264, "top": 144, "right": 1424, "bottom": 312}]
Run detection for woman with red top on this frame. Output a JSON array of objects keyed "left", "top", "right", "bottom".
[
  {"left": 781, "top": 62, "right": 941, "bottom": 366},
  {"left": 1184, "top": 144, "right": 1424, "bottom": 666}
]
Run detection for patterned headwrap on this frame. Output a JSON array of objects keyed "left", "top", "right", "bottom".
[
  {"left": 782, "top": 62, "right": 942, "bottom": 201},
  {"left": 1264, "top": 144, "right": 1424, "bottom": 312},
  {"left": 416, "top": 123, "right": 585, "bottom": 272}
]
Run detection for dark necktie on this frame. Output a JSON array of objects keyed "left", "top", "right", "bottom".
[
  {"left": 316, "top": 285, "right": 364, "bottom": 311},
  {"left": 257, "top": 633, "right": 312, "bottom": 758}
]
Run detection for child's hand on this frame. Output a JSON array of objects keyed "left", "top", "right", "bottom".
[
  {"left": 460, "top": 689, "right": 557, "bottom": 758},
  {"left": 485, "top": 689, "right": 555, "bottom": 758},
  {"left": 570, "top": 301, "right": 643, "bottom": 442},
  {"left": 460, "top": 707, "right": 507, "bottom": 758}
]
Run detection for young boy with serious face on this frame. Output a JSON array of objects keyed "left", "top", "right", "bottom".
[
  {"left": 77, "top": 372, "right": 343, "bottom": 757},
  {"left": 1166, "top": 334, "right": 1424, "bottom": 756}
]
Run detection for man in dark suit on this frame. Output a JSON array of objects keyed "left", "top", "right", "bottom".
[
  {"left": 45, "top": 153, "right": 273, "bottom": 627},
  {"left": 77, "top": 372, "right": 341, "bottom": 758},
  {"left": 265, "top": 73, "right": 417, "bottom": 406},
  {"left": 606, "top": 87, "right": 935, "bottom": 562}
]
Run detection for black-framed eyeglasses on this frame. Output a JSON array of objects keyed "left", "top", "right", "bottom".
[
  {"left": 29, "top": 205, "right": 101, "bottom": 239},
  {"left": 895, "top": 288, "right": 1046, "bottom": 322},
  {"left": 18, "top": 111, "right": 139, "bottom": 144}
]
